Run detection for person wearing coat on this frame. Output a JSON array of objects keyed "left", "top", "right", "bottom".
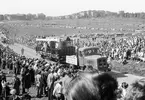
[
  {"left": 47, "top": 69, "right": 55, "bottom": 100},
  {"left": 12, "top": 74, "right": 21, "bottom": 95},
  {"left": 40, "top": 68, "right": 48, "bottom": 96},
  {"left": 1, "top": 81, "right": 10, "bottom": 100},
  {"left": 0, "top": 72, "right": 2, "bottom": 97},
  {"left": 35, "top": 70, "right": 42, "bottom": 98},
  {"left": 24, "top": 68, "right": 31, "bottom": 93},
  {"left": 21, "top": 65, "right": 30, "bottom": 94},
  {"left": 28, "top": 66, "right": 35, "bottom": 85},
  {"left": 21, "top": 66, "right": 26, "bottom": 94}
]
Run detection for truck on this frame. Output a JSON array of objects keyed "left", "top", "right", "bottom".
[
  {"left": 66, "top": 46, "right": 111, "bottom": 72},
  {"left": 35, "top": 36, "right": 76, "bottom": 63}
]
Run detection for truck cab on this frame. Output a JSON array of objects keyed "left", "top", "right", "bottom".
[{"left": 66, "top": 46, "right": 111, "bottom": 72}]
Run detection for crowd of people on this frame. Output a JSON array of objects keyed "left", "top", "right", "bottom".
[
  {"left": 34, "top": 34, "right": 145, "bottom": 64},
  {"left": 1, "top": 26, "right": 145, "bottom": 100},
  {"left": 66, "top": 34, "right": 145, "bottom": 64},
  {"left": 13, "top": 31, "right": 145, "bottom": 64},
  {"left": 0, "top": 39, "right": 145, "bottom": 100}
]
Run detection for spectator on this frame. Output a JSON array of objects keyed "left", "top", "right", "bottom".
[
  {"left": 1, "top": 82, "right": 10, "bottom": 100},
  {"left": 117, "top": 82, "right": 129, "bottom": 100},
  {"left": 41, "top": 67, "right": 48, "bottom": 96},
  {"left": 53, "top": 81, "right": 64, "bottom": 100},
  {"left": 35, "top": 70, "right": 42, "bottom": 98},
  {"left": 12, "top": 74, "right": 21, "bottom": 95},
  {"left": 66, "top": 72, "right": 118, "bottom": 100},
  {"left": 24, "top": 66, "right": 31, "bottom": 93},
  {"left": 125, "top": 78, "right": 145, "bottom": 100},
  {"left": 47, "top": 69, "right": 55, "bottom": 100},
  {"left": 21, "top": 48, "right": 24, "bottom": 56}
]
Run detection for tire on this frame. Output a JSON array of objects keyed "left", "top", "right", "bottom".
[{"left": 108, "top": 69, "right": 111, "bottom": 71}]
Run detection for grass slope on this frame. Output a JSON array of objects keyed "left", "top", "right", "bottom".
[{"left": 1, "top": 17, "right": 145, "bottom": 37}]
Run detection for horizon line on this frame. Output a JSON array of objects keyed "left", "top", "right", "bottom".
[{"left": 1, "top": 10, "right": 145, "bottom": 17}]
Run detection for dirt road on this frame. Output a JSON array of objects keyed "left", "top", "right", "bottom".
[{"left": 9, "top": 43, "right": 40, "bottom": 58}]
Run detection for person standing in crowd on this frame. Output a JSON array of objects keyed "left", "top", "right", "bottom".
[
  {"left": 125, "top": 78, "right": 145, "bottom": 100},
  {"left": 0, "top": 57, "right": 2, "bottom": 70},
  {"left": 2, "top": 58, "right": 6, "bottom": 70},
  {"left": 41, "top": 67, "right": 48, "bottom": 97},
  {"left": 7, "top": 57, "right": 12, "bottom": 74},
  {"left": 1, "top": 81, "right": 10, "bottom": 100},
  {"left": 53, "top": 69, "right": 58, "bottom": 81},
  {"left": 0, "top": 57, "right": 4, "bottom": 70},
  {"left": 13, "top": 59, "right": 18, "bottom": 75},
  {"left": 60, "top": 71, "right": 73, "bottom": 100},
  {"left": 117, "top": 82, "right": 129, "bottom": 100},
  {"left": 21, "top": 48, "right": 24, "bottom": 56},
  {"left": 21, "top": 65, "right": 27, "bottom": 94},
  {"left": 47, "top": 69, "right": 55, "bottom": 100},
  {"left": 29, "top": 65, "right": 35, "bottom": 85},
  {"left": 21, "top": 64, "right": 31, "bottom": 94},
  {"left": 12, "top": 74, "right": 21, "bottom": 95},
  {"left": 1, "top": 71, "right": 6, "bottom": 82},
  {"left": 0, "top": 71, "right": 3, "bottom": 98},
  {"left": 24, "top": 66, "right": 31, "bottom": 93},
  {"left": 16, "top": 58, "right": 21, "bottom": 75},
  {"left": 53, "top": 81, "right": 64, "bottom": 100},
  {"left": 35, "top": 70, "right": 42, "bottom": 98}
]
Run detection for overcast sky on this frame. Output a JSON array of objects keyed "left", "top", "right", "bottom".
[{"left": 0, "top": 0, "right": 144, "bottom": 16}]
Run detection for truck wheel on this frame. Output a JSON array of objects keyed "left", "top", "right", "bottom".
[{"left": 108, "top": 69, "right": 111, "bottom": 71}]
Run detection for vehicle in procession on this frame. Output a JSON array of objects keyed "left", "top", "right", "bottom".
[
  {"left": 36, "top": 36, "right": 111, "bottom": 72},
  {"left": 35, "top": 36, "right": 76, "bottom": 63},
  {"left": 66, "top": 46, "right": 111, "bottom": 72}
]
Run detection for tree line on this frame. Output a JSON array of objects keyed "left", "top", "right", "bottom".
[
  {"left": 0, "top": 10, "right": 145, "bottom": 21},
  {"left": 0, "top": 13, "right": 52, "bottom": 21}
]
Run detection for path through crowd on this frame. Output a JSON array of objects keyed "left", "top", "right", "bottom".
[{"left": 9, "top": 43, "right": 40, "bottom": 58}]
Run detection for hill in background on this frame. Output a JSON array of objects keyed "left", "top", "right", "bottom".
[{"left": 0, "top": 10, "right": 145, "bottom": 21}]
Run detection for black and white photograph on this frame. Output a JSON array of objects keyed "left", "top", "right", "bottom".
[{"left": 0, "top": 0, "right": 145, "bottom": 100}]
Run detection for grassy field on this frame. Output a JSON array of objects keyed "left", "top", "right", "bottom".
[
  {"left": 1, "top": 17, "right": 145, "bottom": 37},
  {"left": 112, "top": 60, "right": 145, "bottom": 77}
]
